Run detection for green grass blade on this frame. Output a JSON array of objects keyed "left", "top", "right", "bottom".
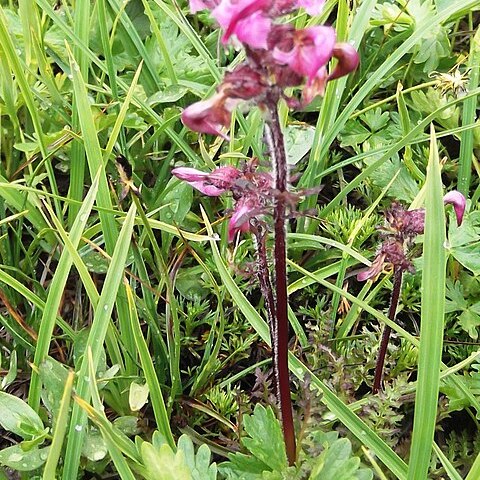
[
  {"left": 466, "top": 450, "right": 480, "bottom": 480},
  {"left": 125, "top": 283, "right": 175, "bottom": 448},
  {"left": 106, "top": 0, "right": 161, "bottom": 93},
  {"left": 62, "top": 202, "right": 137, "bottom": 480},
  {"left": 28, "top": 171, "right": 101, "bottom": 412},
  {"left": 0, "top": 6, "right": 46, "bottom": 157},
  {"left": 407, "top": 127, "right": 446, "bottom": 480},
  {"left": 458, "top": 27, "right": 480, "bottom": 196},
  {"left": 67, "top": 45, "right": 117, "bottom": 251},
  {"left": 432, "top": 443, "right": 463, "bottom": 480},
  {"left": 42, "top": 371, "right": 75, "bottom": 480},
  {"left": 103, "top": 61, "right": 143, "bottom": 162},
  {"left": 67, "top": 0, "right": 90, "bottom": 226},
  {"left": 84, "top": 349, "right": 139, "bottom": 480}
]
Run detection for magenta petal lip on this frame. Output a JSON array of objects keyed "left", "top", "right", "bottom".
[
  {"left": 297, "top": 0, "right": 325, "bottom": 15},
  {"left": 443, "top": 191, "right": 466, "bottom": 226},
  {"left": 171, "top": 167, "right": 209, "bottom": 182}
]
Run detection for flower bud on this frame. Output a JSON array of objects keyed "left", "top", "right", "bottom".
[
  {"left": 443, "top": 191, "right": 466, "bottom": 226},
  {"left": 328, "top": 43, "right": 360, "bottom": 81}
]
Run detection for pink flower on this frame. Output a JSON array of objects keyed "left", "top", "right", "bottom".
[
  {"left": 228, "top": 197, "right": 256, "bottom": 241},
  {"left": 172, "top": 166, "right": 240, "bottom": 196},
  {"left": 212, "top": 0, "right": 272, "bottom": 48},
  {"left": 297, "top": 0, "right": 325, "bottom": 15},
  {"left": 443, "top": 191, "right": 466, "bottom": 226},
  {"left": 273, "top": 26, "right": 336, "bottom": 84},
  {"left": 181, "top": 93, "right": 237, "bottom": 140}
]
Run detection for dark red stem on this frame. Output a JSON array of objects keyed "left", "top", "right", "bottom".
[
  {"left": 372, "top": 267, "right": 403, "bottom": 394},
  {"left": 266, "top": 95, "right": 296, "bottom": 466}
]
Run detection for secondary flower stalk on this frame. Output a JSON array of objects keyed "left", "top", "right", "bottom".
[{"left": 358, "top": 194, "right": 466, "bottom": 393}]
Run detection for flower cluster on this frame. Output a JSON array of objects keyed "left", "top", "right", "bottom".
[
  {"left": 181, "top": 0, "right": 359, "bottom": 138},
  {"left": 172, "top": 160, "right": 273, "bottom": 241},
  {"left": 357, "top": 192, "right": 466, "bottom": 282}
]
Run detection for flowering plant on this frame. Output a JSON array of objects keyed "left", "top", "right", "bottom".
[
  {"left": 357, "top": 192, "right": 466, "bottom": 393},
  {"left": 172, "top": 0, "right": 359, "bottom": 465}
]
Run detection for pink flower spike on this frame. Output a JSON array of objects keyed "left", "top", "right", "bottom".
[
  {"left": 328, "top": 43, "right": 360, "bottom": 81},
  {"left": 297, "top": 0, "right": 325, "bottom": 15},
  {"left": 443, "top": 191, "right": 466, "bottom": 226},
  {"left": 273, "top": 26, "right": 336, "bottom": 84}
]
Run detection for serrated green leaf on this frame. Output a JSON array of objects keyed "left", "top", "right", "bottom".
[
  {"left": 241, "top": 405, "right": 287, "bottom": 473},
  {"left": 309, "top": 438, "right": 372, "bottom": 480}
]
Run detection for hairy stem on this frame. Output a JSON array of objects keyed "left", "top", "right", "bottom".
[
  {"left": 265, "top": 95, "right": 296, "bottom": 466},
  {"left": 251, "top": 221, "right": 277, "bottom": 359},
  {"left": 372, "top": 267, "right": 403, "bottom": 394}
]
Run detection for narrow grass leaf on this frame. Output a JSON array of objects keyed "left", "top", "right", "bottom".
[
  {"left": 28, "top": 171, "right": 101, "bottom": 412},
  {"left": 432, "top": 443, "right": 463, "bottom": 480},
  {"left": 62, "top": 203, "right": 136, "bottom": 480},
  {"left": 458, "top": 27, "right": 480, "bottom": 196},
  {"left": 125, "top": 282, "right": 175, "bottom": 448},
  {"left": 407, "top": 127, "right": 446, "bottom": 480},
  {"left": 42, "top": 371, "right": 74, "bottom": 480}
]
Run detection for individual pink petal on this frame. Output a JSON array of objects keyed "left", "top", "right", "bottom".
[
  {"left": 189, "top": 0, "right": 208, "bottom": 13},
  {"left": 443, "top": 191, "right": 466, "bottom": 226},
  {"left": 189, "top": 181, "right": 226, "bottom": 196},
  {"left": 172, "top": 165, "right": 241, "bottom": 196},
  {"left": 171, "top": 167, "right": 210, "bottom": 182},
  {"left": 172, "top": 167, "right": 225, "bottom": 196},
  {"left": 233, "top": 12, "right": 272, "bottom": 49},
  {"left": 297, "top": 0, "right": 325, "bottom": 15},
  {"left": 357, "top": 254, "right": 386, "bottom": 282},
  {"left": 328, "top": 42, "right": 360, "bottom": 81},
  {"left": 301, "top": 66, "right": 328, "bottom": 105},
  {"left": 273, "top": 26, "right": 336, "bottom": 83}
]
